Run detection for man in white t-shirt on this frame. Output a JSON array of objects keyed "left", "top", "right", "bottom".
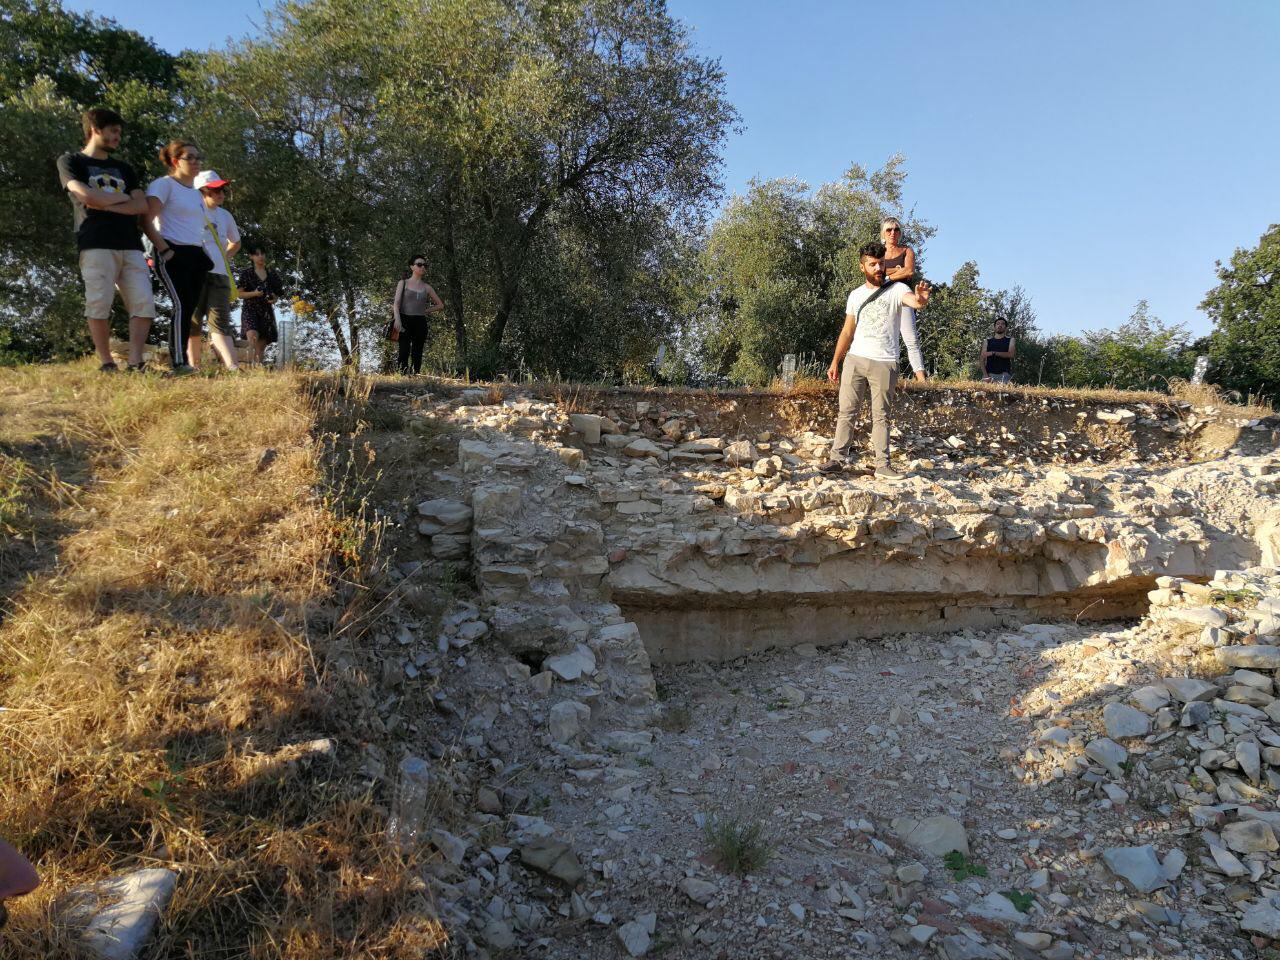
[{"left": 819, "top": 240, "right": 931, "bottom": 480}]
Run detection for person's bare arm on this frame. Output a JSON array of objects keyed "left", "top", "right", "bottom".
[
  {"left": 114, "top": 189, "right": 149, "bottom": 215},
  {"left": 425, "top": 284, "right": 445, "bottom": 314},
  {"left": 392, "top": 280, "right": 404, "bottom": 330},
  {"left": 901, "top": 280, "right": 931, "bottom": 311},
  {"left": 140, "top": 195, "right": 173, "bottom": 261},
  {"left": 885, "top": 246, "right": 915, "bottom": 283},
  {"left": 827, "top": 313, "right": 857, "bottom": 382},
  {"left": 1000, "top": 337, "right": 1017, "bottom": 359},
  {"left": 65, "top": 179, "right": 133, "bottom": 211}
]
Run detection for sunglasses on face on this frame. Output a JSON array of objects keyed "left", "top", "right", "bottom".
[
  {"left": 412, "top": 262, "right": 426, "bottom": 267},
  {"left": 179, "top": 154, "right": 201, "bottom": 162}
]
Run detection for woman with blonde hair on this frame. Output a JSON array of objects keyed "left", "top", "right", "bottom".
[
  {"left": 143, "top": 139, "right": 213, "bottom": 373},
  {"left": 880, "top": 217, "right": 919, "bottom": 369},
  {"left": 880, "top": 217, "right": 915, "bottom": 286}
]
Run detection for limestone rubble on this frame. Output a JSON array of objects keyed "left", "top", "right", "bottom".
[{"left": 356, "top": 383, "right": 1280, "bottom": 959}]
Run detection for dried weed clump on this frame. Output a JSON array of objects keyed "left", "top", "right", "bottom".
[{"left": 0, "top": 364, "right": 450, "bottom": 959}]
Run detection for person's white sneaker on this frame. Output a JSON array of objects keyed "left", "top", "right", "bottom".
[{"left": 874, "top": 465, "right": 904, "bottom": 480}]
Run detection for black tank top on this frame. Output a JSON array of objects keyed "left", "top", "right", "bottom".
[
  {"left": 985, "top": 336, "right": 1011, "bottom": 374},
  {"left": 882, "top": 248, "right": 908, "bottom": 281}
]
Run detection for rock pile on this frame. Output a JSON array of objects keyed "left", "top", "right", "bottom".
[
  {"left": 1021, "top": 567, "right": 1280, "bottom": 953},
  {"left": 362, "top": 381, "right": 1280, "bottom": 959}
]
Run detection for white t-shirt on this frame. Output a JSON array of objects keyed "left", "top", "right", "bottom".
[
  {"left": 845, "top": 281, "right": 925, "bottom": 373},
  {"left": 145, "top": 176, "right": 207, "bottom": 246},
  {"left": 200, "top": 207, "right": 240, "bottom": 276}
]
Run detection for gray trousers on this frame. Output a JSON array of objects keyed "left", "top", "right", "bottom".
[{"left": 831, "top": 353, "right": 897, "bottom": 467}]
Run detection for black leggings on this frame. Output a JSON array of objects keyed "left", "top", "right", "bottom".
[
  {"left": 156, "top": 243, "right": 213, "bottom": 366},
  {"left": 397, "top": 314, "right": 428, "bottom": 373}
]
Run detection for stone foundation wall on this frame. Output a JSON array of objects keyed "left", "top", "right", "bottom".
[{"left": 414, "top": 385, "right": 1278, "bottom": 672}]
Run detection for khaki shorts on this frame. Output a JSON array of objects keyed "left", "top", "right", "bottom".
[
  {"left": 79, "top": 248, "right": 156, "bottom": 319},
  {"left": 194, "top": 272, "right": 235, "bottom": 337}
]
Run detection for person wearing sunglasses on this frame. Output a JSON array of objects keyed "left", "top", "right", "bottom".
[
  {"left": 880, "top": 217, "right": 921, "bottom": 374},
  {"left": 0, "top": 837, "right": 40, "bottom": 932},
  {"left": 879, "top": 218, "right": 915, "bottom": 287},
  {"left": 391, "top": 256, "right": 444, "bottom": 375},
  {"left": 191, "top": 170, "right": 242, "bottom": 371},
  {"left": 143, "top": 140, "right": 215, "bottom": 374}
]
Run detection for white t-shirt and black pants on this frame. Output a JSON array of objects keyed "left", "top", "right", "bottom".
[
  {"left": 194, "top": 206, "right": 241, "bottom": 338},
  {"left": 146, "top": 176, "right": 214, "bottom": 367},
  {"left": 831, "top": 282, "right": 926, "bottom": 468}
]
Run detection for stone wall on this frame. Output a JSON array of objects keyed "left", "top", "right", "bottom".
[{"left": 414, "top": 384, "right": 1279, "bottom": 670}]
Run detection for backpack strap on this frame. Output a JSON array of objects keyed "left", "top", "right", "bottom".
[{"left": 855, "top": 281, "right": 895, "bottom": 324}]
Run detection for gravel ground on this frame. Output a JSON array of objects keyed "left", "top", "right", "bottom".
[{"left": 448, "top": 616, "right": 1231, "bottom": 960}]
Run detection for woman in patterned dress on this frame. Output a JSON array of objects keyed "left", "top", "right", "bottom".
[{"left": 237, "top": 242, "right": 283, "bottom": 365}]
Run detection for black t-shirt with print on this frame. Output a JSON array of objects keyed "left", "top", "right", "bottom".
[{"left": 55, "top": 152, "right": 144, "bottom": 251}]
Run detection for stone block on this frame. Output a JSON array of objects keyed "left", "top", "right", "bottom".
[
  {"left": 416, "top": 498, "right": 473, "bottom": 534},
  {"left": 568, "top": 413, "right": 604, "bottom": 444},
  {"left": 60, "top": 868, "right": 178, "bottom": 960},
  {"left": 472, "top": 484, "right": 523, "bottom": 524},
  {"left": 431, "top": 535, "right": 469, "bottom": 560}
]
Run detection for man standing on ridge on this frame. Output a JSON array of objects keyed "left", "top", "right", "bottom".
[
  {"left": 56, "top": 107, "right": 156, "bottom": 372},
  {"left": 819, "top": 240, "right": 930, "bottom": 480},
  {"left": 981, "top": 317, "right": 1015, "bottom": 383}
]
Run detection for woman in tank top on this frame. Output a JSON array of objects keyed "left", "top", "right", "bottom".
[
  {"left": 392, "top": 255, "right": 445, "bottom": 374},
  {"left": 880, "top": 217, "right": 917, "bottom": 366},
  {"left": 880, "top": 217, "right": 915, "bottom": 286}
]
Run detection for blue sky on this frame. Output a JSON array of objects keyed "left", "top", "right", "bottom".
[{"left": 65, "top": 0, "right": 1280, "bottom": 338}]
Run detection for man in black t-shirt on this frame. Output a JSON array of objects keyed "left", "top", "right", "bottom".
[
  {"left": 981, "top": 317, "right": 1016, "bottom": 384},
  {"left": 56, "top": 107, "right": 155, "bottom": 372}
]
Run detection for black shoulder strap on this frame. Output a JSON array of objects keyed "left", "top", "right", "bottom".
[{"left": 855, "top": 282, "right": 894, "bottom": 324}]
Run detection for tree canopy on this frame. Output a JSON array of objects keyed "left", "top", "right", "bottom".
[
  {"left": 1201, "top": 224, "right": 1280, "bottom": 402},
  {"left": 183, "top": 0, "right": 736, "bottom": 374},
  {"left": 0, "top": 0, "right": 1273, "bottom": 401},
  {"left": 0, "top": 0, "right": 180, "bottom": 362},
  {"left": 696, "top": 157, "right": 932, "bottom": 385}
]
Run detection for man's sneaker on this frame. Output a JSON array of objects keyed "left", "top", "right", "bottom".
[
  {"left": 874, "top": 465, "right": 905, "bottom": 481},
  {"left": 125, "top": 362, "right": 147, "bottom": 374},
  {"left": 99, "top": 361, "right": 119, "bottom": 373},
  {"left": 169, "top": 363, "right": 196, "bottom": 376},
  {"left": 818, "top": 459, "right": 851, "bottom": 475}
]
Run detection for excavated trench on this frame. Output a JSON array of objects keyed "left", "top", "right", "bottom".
[
  {"left": 410, "top": 380, "right": 1280, "bottom": 669},
  {"left": 556, "top": 386, "right": 1275, "bottom": 663},
  {"left": 610, "top": 542, "right": 1260, "bottom": 664}
]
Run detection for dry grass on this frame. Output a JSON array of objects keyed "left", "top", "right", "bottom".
[{"left": 0, "top": 362, "right": 451, "bottom": 958}]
